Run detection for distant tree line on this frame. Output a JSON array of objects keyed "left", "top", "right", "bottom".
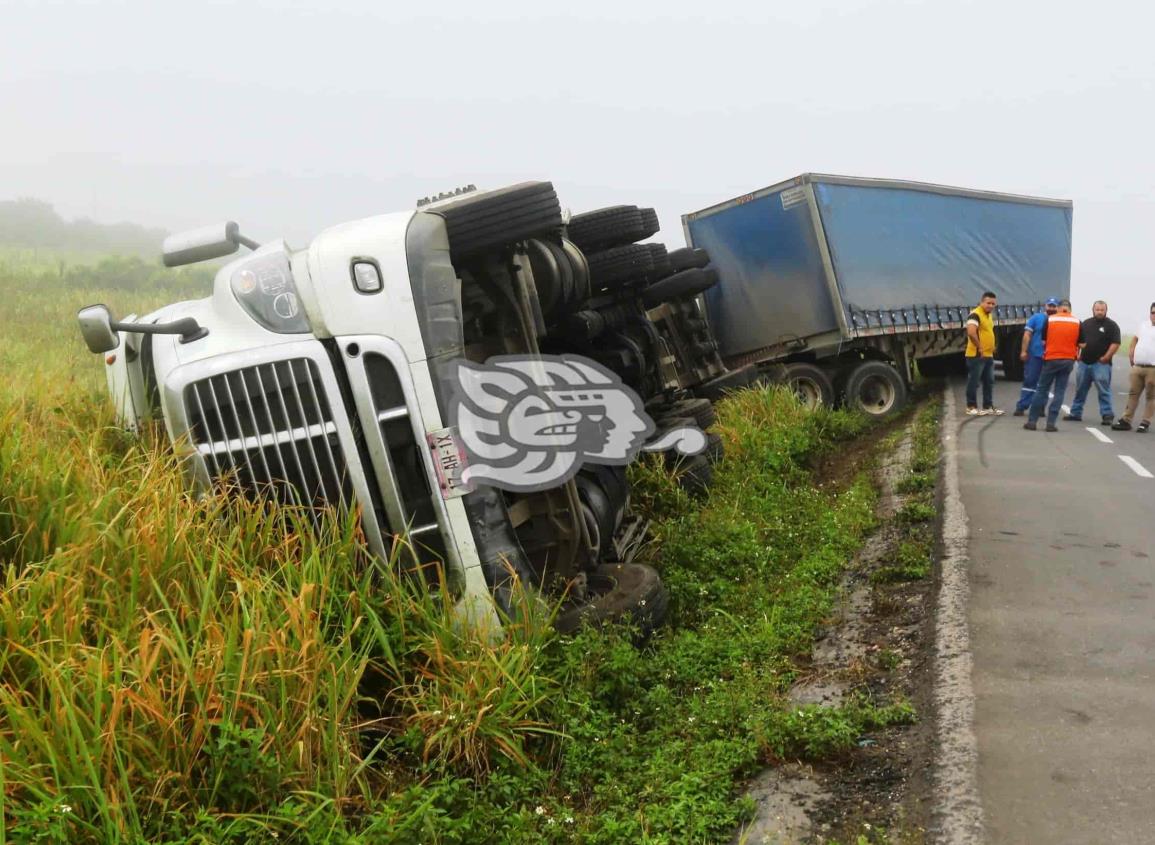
[{"left": 0, "top": 198, "right": 167, "bottom": 256}]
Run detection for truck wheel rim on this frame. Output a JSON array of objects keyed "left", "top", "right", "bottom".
[
  {"left": 856, "top": 374, "right": 896, "bottom": 414},
  {"left": 791, "top": 378, "right": 823, "bottom": 410}
]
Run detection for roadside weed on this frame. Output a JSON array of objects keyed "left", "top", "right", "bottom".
[{"left": 2, "top": 255, "right": 910, "bottom": 842}]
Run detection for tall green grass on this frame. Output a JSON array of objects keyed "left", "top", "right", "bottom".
[{"left": 1, "top": 254, "right": 893, "bottom": 843}]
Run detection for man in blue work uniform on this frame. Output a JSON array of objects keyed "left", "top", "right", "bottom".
[{"left": 1013, "top": 298, "right": 1059, "bottom": 416}]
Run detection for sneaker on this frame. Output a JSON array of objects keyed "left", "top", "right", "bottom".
[
  {"left": 988, "top": 408, "right": 1006, "bottom": 416},
  {"left": 966, "top": 407, "right": 980, "bottom": 416},
  {"left": 1045, "top": 424, "right": 1059, "bottom": 432},
  {"left": 1012, "top": 408, "right": 1026, "bottom": 417},
  {"left": 1023, "top": 422, "right": 1037, "bottom": 431},
  {"left": 1139, "top": 421, "right": 1150, "bottom": 433},
  {"left": 1062, "top": 414, "right": 1082, "bottom": 422},
  {"left": 978, "top": 408, "right": 993, "bottom": 416},
  {"left": 1112, "top": 419, "right": 1133, "bottom": 431}
]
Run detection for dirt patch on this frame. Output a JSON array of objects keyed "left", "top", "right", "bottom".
[{"left": 735, "top": 409, "right": 939, "bottom": 844}]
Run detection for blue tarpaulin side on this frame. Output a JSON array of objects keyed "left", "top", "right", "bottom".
[
  {"left": 688, "top": 190, "right": 837, "bottom": 358},
  {"left": 684, "top": 175, "right": 1073, "bottom": 359},
  {"left": 813, "top": 181, "right": 1073, "bottom": 318}
]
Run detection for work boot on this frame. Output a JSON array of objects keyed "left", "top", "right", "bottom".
[
  {"left": 1012, "top": 408, "right": 1025, "bottom": 417},
  {"left": 1101, "top": 415, "right": 1114, "bottom": 426},
  {"left": 1062, "top": 414, "right": 1081, "bottom": 421},
  {"left": 1112, "top": 419, "right": 1133, "bottom": 431},
  {"left": 1045, "top": 424, "right": 1059, "bottom": 432},
  {"left": 1023, "top": 422, "right": 1038, "bottom": 431}
]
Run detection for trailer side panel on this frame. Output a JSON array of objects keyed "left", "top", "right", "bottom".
[
  {"left": 688, "top": 189, "right": 839, "bottom": 358},
  {"left": 812, "top": 181, "right": 1073, "bottom": 322}
]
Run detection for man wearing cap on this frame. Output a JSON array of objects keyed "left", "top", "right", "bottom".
[
  {"left": 1025, "top": 299, "right": 1083, "bottom": 431},
  {"left": 1064, "top": 300, "right": 1121, "bottom": 425},
  {"left": 1014, "top": 298, "right": 1059, "bottom": 416}
]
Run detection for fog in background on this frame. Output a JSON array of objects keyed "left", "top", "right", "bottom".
[{"left": 3, "top": 0, "right": 1153, "bottom": 327}]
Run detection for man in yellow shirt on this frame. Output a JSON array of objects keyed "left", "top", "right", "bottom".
[{"left": 965, "top": 291, "right": 1004, "bottom": 416}]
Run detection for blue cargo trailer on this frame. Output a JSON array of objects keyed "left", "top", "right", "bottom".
[{"left": 682, "top": 174, "right": 1073, "bottom": 415}]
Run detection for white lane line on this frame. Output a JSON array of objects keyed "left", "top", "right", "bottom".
[
  {"left": 1086, "top": 427, "right": 1113, "bottom": 444},
  {"left": 933, "top": 387, "right": 984, "bottom": 844},
  {"left": 1119, "top": 455, "right": 1154, "bottom": 478}
]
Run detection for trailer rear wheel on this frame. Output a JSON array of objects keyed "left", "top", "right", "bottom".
[
  {"left": 783, "top": 362, "right": 835, "bottom": 410},
  {"left": 844, "top": 360, "right": 907, "bottom": 418}
]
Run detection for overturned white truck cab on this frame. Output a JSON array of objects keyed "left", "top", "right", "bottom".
[{"left": 79, "top": 183, "right": 751, "bottom": 631}]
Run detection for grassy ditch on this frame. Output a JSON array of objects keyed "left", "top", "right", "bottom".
[
  {"left": 2, "top": 256, "right": 903, "bottom": 844},
  {"left": 871, "top": 400, "right": 941, "bottom": 586}
]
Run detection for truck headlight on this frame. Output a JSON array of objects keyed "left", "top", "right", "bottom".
[{"left": 231, "top": 251, "right": 311, "bottom": 334}]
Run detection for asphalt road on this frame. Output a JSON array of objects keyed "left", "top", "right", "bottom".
[{"left": 950, "top": 358, "right": 1155, "bottom": 844}]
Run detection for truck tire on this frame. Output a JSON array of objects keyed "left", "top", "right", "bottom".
[
  {"left": 917, "top": 353, "right": 966, "bottom": 379},
  {"left": 566, "top": 205, "right": 659, "bottom": 252},
  {"left": 641, "top": 267, "right": 719, "bottom": 308},
  {"left": 640, "top": 208, "right": 660, "bottom": 237},
  {"left": 587, "top": 243, "right": 657, "bottom": 288},
  {"left": 695, "top": 364, "right": 760, "bottom": 401},
  {"left": 673, "top": 453, "right": 714, "bottom": 496},
  {"left": 659, "top": 397, "right": 717, "bottom": 430},
  {"left": 648, "top": 243, "right": 673, "bottom": 280},
  {"left": 526, "top": 238, "right": 564, "bottom": 317},
  {"left": 667, "top": 247, "right": 711, "bottom": 272},
  {"left": 553, "top": 563, "right": 668, "bottom": 635},
  {"left": 431, "top": 182, "right": 563, "bottom": 260},
  {"left": 783, "top": 362, "right": 835, "bottom": 410},
  {"left": 704, "top": 431, "right": 724, "bottom": 465},
  {"left": 1000, "top": 329, "right": 1025, "bottom": 381},
  {"left": 559, "top": 237, "right": 591, "bottom": 302},
  {"left": 844, "top": 360, "right": 907, "bottom": 418}
]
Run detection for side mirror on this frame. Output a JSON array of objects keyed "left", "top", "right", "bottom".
[
  {"left": 162, "top": 221, "right": 259, "bottom": 267},
  {"left": 77, "top": 304, "right": 209, "bottom": 351},
  {"left": 78, "top": 304, "right": 121, "bottom": 353}
]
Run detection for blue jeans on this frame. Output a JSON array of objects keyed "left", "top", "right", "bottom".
[
  {"left": 1028, "top": 359, "right": 1075, "bottom": 426},
  {"left": 1068, "top": 361, "right": 1114, "bottom": 419},
  {"left": 1015, "top": 355, "right": 1045, "bottom": 412},
  {"left": 965, "top": 356, "right": 994, "bottom": 409}
]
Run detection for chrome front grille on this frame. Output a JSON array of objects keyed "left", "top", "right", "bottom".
[{"left": 183, "top": 358, "right": 353, "bottom": 509}]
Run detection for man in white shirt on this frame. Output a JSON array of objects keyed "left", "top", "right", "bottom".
[{"left": 1111, "top": 303, "right": 1155, "bottom": 432}]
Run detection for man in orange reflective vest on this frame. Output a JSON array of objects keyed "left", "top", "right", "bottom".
[{"left": 1025, "top": 299, "right": 1083, "bottom": 431}]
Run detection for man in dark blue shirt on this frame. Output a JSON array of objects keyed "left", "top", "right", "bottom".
[{"left": 1014, "top": 298, "right": 1059, "bottom": 416}]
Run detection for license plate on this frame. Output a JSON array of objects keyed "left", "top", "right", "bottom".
[{"left": 427, "top": 427, "right": 470, "bottom": 499}]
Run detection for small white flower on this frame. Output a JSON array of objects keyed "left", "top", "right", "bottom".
[
  {"left": 57, "top": 805, "right": 73, "bottom": 814},
  {"left": 564, "top": 816, "right": 575, "bottom": 825},
  {"left": 535, "top": 805, "right": 546, "bottom": 816}
]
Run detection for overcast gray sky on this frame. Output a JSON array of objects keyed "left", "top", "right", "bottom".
[{"left": 4, "top": 0, "right": 1153, "bottom": 325}]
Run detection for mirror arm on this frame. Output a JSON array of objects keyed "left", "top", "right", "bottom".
[
  {"left": 112, "top": 317, "right": 209, "bottom": 345},
  {"left": 234, "top": 232, "right": 260, "bottom": 251}
]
